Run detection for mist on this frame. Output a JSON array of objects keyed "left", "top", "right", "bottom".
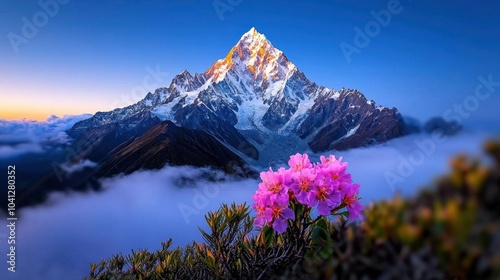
[
  {"left": 0, "top": 166, "right": 258, "bottom": 280},
  {"left": 0, "top": 115, "right": 91, "bottom": 159},
  {"left": 0, "top": 130, "right": 497, "bottom": 280}
]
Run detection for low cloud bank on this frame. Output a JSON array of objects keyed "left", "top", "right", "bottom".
[
  {"left": 0, "top": 131, "right": 496, "bottom": 280},
  {"left": 0, "top": 166, "right": 257, "bottom": 280},
  {"left": 0, "top": 114, "right": 91, "bottom": 159}
]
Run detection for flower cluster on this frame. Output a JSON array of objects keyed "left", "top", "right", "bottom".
[{"left": 252, "top": 153, "right": 363, "bottom": 233}]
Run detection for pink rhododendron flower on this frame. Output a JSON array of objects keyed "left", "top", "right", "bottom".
[
  {"left": 342, "top": 183, "right": 363, "bottom": 221},
  {"left": 290, "top": 168, "right": 317, "bottom": 205},
  {"left": 252, "top": 153, "right": 363, "bottom": 233},
  {"left": 264, "top": 201, "right": 295, "bottom": 234},
  {"left": 309, "top": 180, "right": 341, "bottom": 215},
  {"left": 257, "top": 167, "right": 290, "bottom": 204},
  {"left": 288, "top": 153, "right": 313, "bottom": 172},
  {"left": 317, "top": 155, "right": 350, "bottom": 184},
  {"left": 252, "top": 192, "right": 268, "bottom": 227},
  {"left": 319, "top": 154, "right": 338, "bottom": 165}
]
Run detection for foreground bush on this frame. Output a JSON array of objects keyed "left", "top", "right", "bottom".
[{"left": 87, "top": 141, "right": 500, "bottom": 279}]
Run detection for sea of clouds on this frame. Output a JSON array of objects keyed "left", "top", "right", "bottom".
[
  {"left": 0, "top": 115, "right": 92, "bottom": 159},
  {"left": 0, "top": 121, "right": 497, "bottom": 279}
]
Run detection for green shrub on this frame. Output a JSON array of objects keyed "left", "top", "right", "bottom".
[{"left": 87, "top": 140, "right": 500, "bottom": 279}]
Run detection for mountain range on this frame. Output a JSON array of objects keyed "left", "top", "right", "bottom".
[{"left": 67, "top": 27, "right": 407, "bottom": 176}]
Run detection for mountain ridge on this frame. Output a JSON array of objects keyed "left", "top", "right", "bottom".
[{"left": 68, "top": 27, "right": 406, "bottom": 170}]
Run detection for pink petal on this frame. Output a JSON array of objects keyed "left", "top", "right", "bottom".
[
  {"left": 317, "top": 201, "right": 332, "bottom": 216},
  {"left": 254, "top": 215, "right": 266, "bottom": 227},
  {"left": 273, "top": 218, "right": 288, "bottom": 234},
  {"left": 282, "top": 208, "right": 295, "bottom": 220}
]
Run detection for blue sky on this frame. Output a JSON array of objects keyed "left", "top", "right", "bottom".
[{"left": 1, "top": 0, "right": 499, "bottom": 127}]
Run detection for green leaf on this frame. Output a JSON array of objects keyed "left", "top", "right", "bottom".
[
  {"left": 315, "top": 217, "right": 328, "bottom": 231},
  {"left": 264, "top": 225, "right": 275, "bottom": 246},
  {"left": 338, "top": 211, "right": 349, "bottom": 219},
  {"left": 311, "top": 224, "right": 329, "bottom": 245},
  {"left": 294, "top": 203, "right": 304, "bottom": 220}
]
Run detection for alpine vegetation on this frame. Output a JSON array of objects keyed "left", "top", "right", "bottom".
[{"left": 86, "top": 141, "right": 500, "bottom": 279}]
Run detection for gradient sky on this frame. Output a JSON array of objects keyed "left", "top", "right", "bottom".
[{"left": 1, "top": 0, "right": 499, "bottom": 127}]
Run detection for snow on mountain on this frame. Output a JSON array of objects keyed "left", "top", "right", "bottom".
[
  {"left": 68, "top": 27, "right": 407, "bottom": 166},
  {"left": 142, "top": 27, "right": 319, "bottom": 134}
]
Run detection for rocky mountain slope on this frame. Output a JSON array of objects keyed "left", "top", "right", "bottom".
[{"left": 68, "top": 27, "right": 407, "bottom": 171}]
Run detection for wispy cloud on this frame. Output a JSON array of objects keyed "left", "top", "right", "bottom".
[
  {"left": 336, "top": 131, "right": 494, "bottom": 200},
  {"left": 0, "top": 131, "right": 495, "bottom": 280},
  {"left": 0, "top": 165, "right": 257, "bottom": 280},
  {"left": 0, "top": 114, "right": 91, "bottom": 159}
]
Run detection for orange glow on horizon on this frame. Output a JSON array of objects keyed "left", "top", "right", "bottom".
[{"left": 0, "top": 106, "right": 93, "bottom": 122}]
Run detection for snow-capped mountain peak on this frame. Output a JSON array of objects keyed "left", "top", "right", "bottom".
[
  {"left": 205, "top": 27, "right": 296, "bottom": 84},
  {"left": 69, "top": 28, "right": 406, "bottom": 167}
]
